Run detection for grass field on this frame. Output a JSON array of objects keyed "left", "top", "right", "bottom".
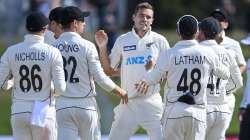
[{"left": 0, "top": 29, "right": 249, "bottom": 135}]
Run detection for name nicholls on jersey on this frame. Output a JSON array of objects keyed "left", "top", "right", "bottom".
[
  {"left": 175, "top": 55, "right": 206, "bottom": 65},
  {"left": 54, "top": 43, "right": 80, "bottom": 53},
  {"left": 15, "top": 51, "right": 45, "bottom": 61}
]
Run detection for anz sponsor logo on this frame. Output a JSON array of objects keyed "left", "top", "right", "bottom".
[
  {"left": 126, "top": 56, "right": 145, "bottom": 65},
  {"left": 126, "top": 55, "right": 152, "bottom": 65},
  {"left": 123, "top": 45, "right": 136, "bottom": 51}
]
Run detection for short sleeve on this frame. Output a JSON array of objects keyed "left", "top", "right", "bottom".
[{"left": 109, "top": 38, "right": 122, "bottom": 69}]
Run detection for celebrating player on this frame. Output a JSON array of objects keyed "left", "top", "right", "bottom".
[
  {"left": 54, "top": 6, "right": 128, "bottom": 140},
  {"left": 136, "top": 15, "right": 230, "bottom": 140},
  {"left": 210, "top": 8, "right": 247, "bottom": 131},
  {"left": 198, "top": 17, "right": 243, "bottom": 140},
  {"left": 0, "top": 12, "right": 66, "bottom": 140},
  {"left": 95, "top": 2, "right": 170, "bottom": 140}
]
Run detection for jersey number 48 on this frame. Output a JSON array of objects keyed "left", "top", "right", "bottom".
[{"left": 177, "top": 68, "right": 201, "bottom": 96}]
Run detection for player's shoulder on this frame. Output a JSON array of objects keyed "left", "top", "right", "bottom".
[
  {"left": 197, "top": 44, "right": 217, "bottom": 56},
  {"left": 116, "top": 31, "right": 132, "bottom": 42},
  {"left": 40, "top": 42, "right": 62, "bottom": 56},
  {"left": 224, "top": 36, "right": 240, "bottom": 46},
  {"left": 151, "top": 31, "right": 166, "bottom": 40},
  {"left": 79, "top": 38, "right": 96, "bottom": 49},
  {"left": 212, "top": 44, "right": 228, "bottom": 52},
  {"left": 5, "top": 42, "right": 29, "bottom": 55},
  {"left": 7, "top": 42, "right": 23, "bottom": 51}
]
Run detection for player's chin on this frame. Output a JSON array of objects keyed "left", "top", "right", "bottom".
[{"left": 141, "top": 26, "right": 150, "bottom": 32}]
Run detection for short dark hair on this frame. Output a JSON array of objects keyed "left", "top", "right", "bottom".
[
  {"left": 134, "top": 2, "right": 153, "bottom": 15},
  {"left": 210, "top": 8, "right": 228, "bottom": 22},
  {"left": 26, "top": 12, "right": 49, "bottom": 32},
  {"left": 61, "top": 6, "right": 89, "bottom": 29},
  {"left": 49, "top": 7, "right": 64, "bottom": 24},
  {"left": 177, "top": 15, "right": 198, "bottom": 40},
  {"left": 199, "top": 17, "right": 222, "bottom": 39}
]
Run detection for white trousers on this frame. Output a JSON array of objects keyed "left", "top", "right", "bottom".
[
  {"left": 205, "top": 104, "right": 231, "bottom": 140},
  {"left": 109, "top": 93, "right": 163, "bottom": 140},
  {"left": 11, "top": 112, "right": 57, "bottom": 140},
  {"left": 56, "top": 97, "right": 100, "bottom": 140},
  {"left": 162, "top": 102, "right": 206, "bottom": 140},
  {"left": 225, "top": 94, "right": 235, "bottom": 130}
]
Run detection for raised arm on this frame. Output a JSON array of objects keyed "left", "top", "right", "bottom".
[{"left": 95, "top": 30, "right": 119, "bottom": 76}]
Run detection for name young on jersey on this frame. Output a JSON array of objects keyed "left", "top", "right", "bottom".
[
  {"left": 54, "top": 43, "right": 79, "bottom": 53},
  {"left": 15, "top": 51, "right": 45, "bottom": 61},
  {"left": 175, "top": 55, "right": 206, "bottom": 65}
]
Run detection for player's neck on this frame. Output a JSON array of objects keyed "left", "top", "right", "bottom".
[{"left": 134, "top": 28, "right": 148, "bottom": 38}]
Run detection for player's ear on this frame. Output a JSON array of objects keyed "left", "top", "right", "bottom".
[
  {"left": 151, "top": 17, "right": 154, "bottom": 25},
  {"left": 132, "top": 14, "right": 136, "bottom": 22},
  {"left": 41, "top": 27, "right": 47, "bottom": 34},
  {"left": 59, "top": 24, "right": 63, "bottom": 29}
]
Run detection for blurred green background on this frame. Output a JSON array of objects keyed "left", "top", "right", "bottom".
[{"left": 0, "top": 29, "right": 249, "bottom": 135}]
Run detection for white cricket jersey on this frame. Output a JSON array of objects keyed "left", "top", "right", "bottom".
[
  {"left": 144, "top": 40, "right": 230, "bottom": 105},
  {"left": 0, "top": 34, "right": 66, "bottom": 113},
  {"left": 240, "top": 59, "right": 250, "bottom": 108},
  {"left": 109, "top": 28, "right": 170, "bottom": 98},
  {"left": 54, "top": 32, "right": 116, "bottom": 98},
  {"left": 200, "top": 40, "right": 243, "bottom": 105},
  {"left": 221, "top": 31, "right": 246, "bottom": 67},
  {"left": 220, "top": 31, "right": 246, "bottom": 107}
]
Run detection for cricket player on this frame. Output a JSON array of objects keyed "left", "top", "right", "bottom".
[
  {"left": 210, "top": 8, "right": 247, "bottom": 130},
  {"left": 1, "top": 7, "right": 65, "bottom": 91},
  {"left": 95, "top": 2, "right": 170, "bottom": 140},
  {"left": 54, "top": 6, "right": 128, "bottom": 140},
  {"left": 0, "top": 12, "right": 66, "bottom": 140},
  {"left": 44, "top": 7, "right": 64, "bottom": 45},
  {"left": 48, "top": 7, "right": 64, "bottom": 38},
  {"left": 136, "top": 15, "right": 230, "bottom": 140},
  {"left": 198, "top": 17, "right": 243, "bottom": 140}
]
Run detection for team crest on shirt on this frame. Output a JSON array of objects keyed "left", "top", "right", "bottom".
[
  {"left": 146, "top": 42, "right": 155, "bottom": 49},
  {"left": 123, "top": 45, "right": 136, "bottom": 51}
]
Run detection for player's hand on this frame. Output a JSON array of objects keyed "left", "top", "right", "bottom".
[
  {"left": 95, "top": 30, "right": 108, "bottom": 49},
  {"left": 119, "top": 89, "right": 128, "bottom": 104},
  {"left": 135, "top": 80, "right": 149, "bottom": 94},
  {"left": 144, "top": 59, "right": 156, "bottom": 70},
  {"left": 239, "top": 108, "right": 246, "bottom": 122},
  {"left": 112, "top": 86, "right": 128, "bottom": 104}
]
